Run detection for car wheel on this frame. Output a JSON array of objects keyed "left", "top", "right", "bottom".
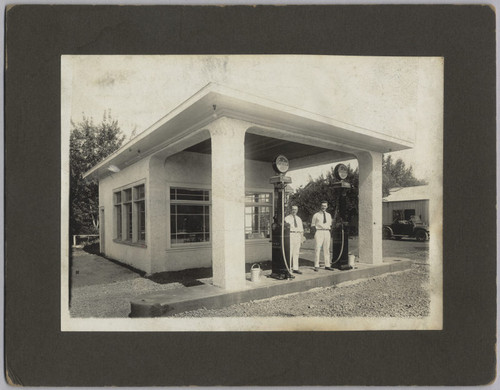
[
  {"left": 415, "top": 230, "right": 429, "bottom": 242},
  {"left": 383, "top": 227, "right": 392, "bottom": 239}
]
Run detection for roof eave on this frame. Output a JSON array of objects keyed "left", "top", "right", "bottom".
[{"left": 83, "top": 83, "right": 414, "bottom": 180}]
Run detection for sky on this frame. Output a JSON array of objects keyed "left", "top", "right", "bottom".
[{"left": 62, "top": 55, "right": 443, "bottom": 188}]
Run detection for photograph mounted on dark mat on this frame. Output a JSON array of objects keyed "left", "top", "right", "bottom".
[
  {"left": 61, "top": 54, "right": 443, "bottom": 332},
  {"left": 4, "top": 4, "right": 496, "bottom": 387}
]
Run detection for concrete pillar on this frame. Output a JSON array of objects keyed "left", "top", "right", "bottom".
[
  {"left": 209, "top": 117, "right": 247, "bottom": 290},
  {"left": 148, "top": 155, "right": 168, "bottom": 274},
  {"left": 356, "top": 151, "right": 383, "bottom": 265}
]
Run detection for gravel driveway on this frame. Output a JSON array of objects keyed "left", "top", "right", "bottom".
[
  {"left": 69, "top": 238, "right": 430, "bottom": 318},
  {"left": 173, "top": 263, "right": 429, "bottom": 318}
]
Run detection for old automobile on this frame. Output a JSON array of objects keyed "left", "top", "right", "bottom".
[{"left": 383, "top": 215, "right": 429, "bottom": 241}]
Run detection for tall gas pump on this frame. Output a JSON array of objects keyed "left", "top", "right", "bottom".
[
  {"left": 331, "top": 164, "right": 353, "bottom": 270},
  {"left": 269, "top": 155, "right": 294, "bottom": 280}
]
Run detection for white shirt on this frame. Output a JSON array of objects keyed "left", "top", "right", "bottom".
[
  {"left": 285, "top": 214, "right": 303, "bottom": 233},
  {"left": 311, "top": 210, "right": 332, "bottom": 230}
]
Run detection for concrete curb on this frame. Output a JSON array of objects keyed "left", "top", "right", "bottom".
[{"left": 129, "top": 258, "right": 412, "bottom": 317}]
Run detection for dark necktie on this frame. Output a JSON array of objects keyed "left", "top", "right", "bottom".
[
  {"left": 293, "top": 215, "right": 297, "bottom": 228},
  {"left": 323, "top": 211, "right": 326, "bottom": 223}
]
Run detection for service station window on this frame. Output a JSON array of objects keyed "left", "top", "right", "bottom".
[
  {"left": 113, "top": 183, "right": 146, "bottom": 245},
  {"left": 134, "top": 185, "right": 146, "bottom": 242},
  {"left": 170, "top": 188, "right": 210, "bottom": 245},
  {"left": 114, "top": 192, "right": 122, "bottom": 240},
  {"left": 123, "top": 189, "right": 133, "bottom": 240},
  {"left": 245, "top": 192, "right": 272, "bottom": 240}
]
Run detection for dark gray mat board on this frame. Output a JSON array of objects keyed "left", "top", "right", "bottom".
[{"left": 4, "top": 5, "right": 496, "bottom": 386}]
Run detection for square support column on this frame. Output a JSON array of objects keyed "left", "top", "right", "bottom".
[
  {"left": 356, "top": 151, "right": 383, "bottom": 265},
  {"left": 209, "top": 118, "right": 247, "bottom": 290}
]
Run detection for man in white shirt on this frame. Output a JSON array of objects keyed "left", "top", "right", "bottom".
[
  {"left": 311, "top": 201, "right": 334, "bottom": 271},
  {"left": 284, "top": 205, "right": 304, "bottom": 275}
]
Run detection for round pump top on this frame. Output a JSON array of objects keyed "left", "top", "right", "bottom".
[
  {"left": 272, "top": 155, "right": 289, "bottom": 174},
  {"left": 334, "top": 163, "right": 349, "bottom": 180}
]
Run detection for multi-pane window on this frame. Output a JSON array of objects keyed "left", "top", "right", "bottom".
[
  {"left": 135, "top": 185, "right": 146, "bottom": 241},
  {"left": 245, "top": 192, "right": 272, "bottom": 239},
  {"left": 114, "top": 183, "right": 146, "bottom": 244},
  {"left": 123, "top": 188, "right": 133, "bottom": 240},
  {"left": 170, "top": 188, "right": 210, "bottom": 245},
  {"left": 114, "top": 192, "right": 122, "bottom": 240}
]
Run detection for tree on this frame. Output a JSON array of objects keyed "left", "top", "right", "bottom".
[
  {"left": 289, "top": 164, "right": 359, "bottom": 225},
  {"left": 70, "top": 111, "right": 125, "bottom": 236},
  {"left": 289, "top": 157, "right": 425, "bottom": 233},
  {"left": 382, "top": 155, "right": 426, "bottom": 197}
]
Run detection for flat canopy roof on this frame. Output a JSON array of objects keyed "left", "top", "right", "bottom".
[
  {"left": 186, "top": 133, "right": 337, "bottom": 162},
  {"left": 84, "top": 83, "right": 413, "bottom": 180}
]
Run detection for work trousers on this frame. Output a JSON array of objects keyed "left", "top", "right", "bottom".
[
  {"left": 289, "top": 232, "right": 302, "bottom": 271},
  {"left": 314, "top": 230, "right": 331, "bottom": 268}
]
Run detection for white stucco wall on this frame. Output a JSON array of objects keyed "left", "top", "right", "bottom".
[
  {"left": 101, "top": 150, "right": 278, "bottom": 274},
  {"left": 152, "top": 151, "right": 276, "bottom": 273},
  {"left": 99, "top": 157, "right": 152, "bottom": 273}
]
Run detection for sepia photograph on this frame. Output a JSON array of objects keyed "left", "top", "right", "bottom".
[
  {"left": 5, "top": 4, "right": 496, "bottom": 386},
  {"left": 61, "top": 55, "right": 443, "bottom": 331}
]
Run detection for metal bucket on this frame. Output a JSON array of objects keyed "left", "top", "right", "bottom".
[
  {"left": 348, "top": 254, "right": 356, "bottom": 267},
  {"left": 250, "top": 263, "right": 261, "bottom": 282}
]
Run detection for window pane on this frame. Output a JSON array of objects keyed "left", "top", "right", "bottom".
[
  {"left": 124, "top": 188, "right": 132, "bottom": 202},
  {"left": 171, "top": 188, "right": 209, "bottom": 201},
  {"left": 245, "top": 192, "right": 271, "bottom": 204},
  {"left": 170, "top": 204, "right": 210, "bottom": 244},
  {"left": 204, "top": 206, "right": 210, "bottom": 241},
  {"left": 245, "top": 194, "right": 256, "bottom": 203},
  {"left": 137, "top": 200, "right": 146, "bottom": 241},
  {"left": 393, "top": 210, "right": 403, "bottom": 220},
  {"left": 174, "top": 204, "right": 208, "bottom": 215},
  {"left": 404, "top": 209, "right": 416, "bottom": 220},
  {"left": 245, "top": 206, "right": 271, "bottom": 239},
  {"left": 114, "top": 192, "right": 121, "bottom": 204},
  {"left": 125, "top": 203, "right": 132, "bottom": 240},
  {"left": 134, "top": 185, "right": 145, "bottom": 200},
  {"left": 115, "top": 205, "right": 122, "bottom": 239},
  {"left": 260, "top": 193, "right": 270, "bottom": 203}
]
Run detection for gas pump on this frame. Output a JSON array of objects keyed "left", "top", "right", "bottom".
[
  {"left": 269, "top": 155, "right": 294, "bottom": 280},
  {"left": 331, "top": 164, "right": 353, "bottom": 270}
]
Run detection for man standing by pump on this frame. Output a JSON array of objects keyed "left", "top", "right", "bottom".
[
  {"left": 285, "top": 205, "right": 305, "bottom": 275},
  {"left": 311, "top": 201, "right": 334, "bottom": 271}
]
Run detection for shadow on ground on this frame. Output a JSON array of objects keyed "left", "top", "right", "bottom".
[
  {"left": 83, "top": 242, "right": 101, "bottom": 255},
  {"left": 145, "top": 258, "right": 315, "bottom": 287}
]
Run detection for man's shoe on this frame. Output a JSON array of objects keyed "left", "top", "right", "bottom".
[
  {"left": 287, "top": 273, "right": 295, "bottom": 279},
  {"left": 293, "top": 270, "right": 303, "bottom": 275},
  {"left": 314, "top": 267, "right": 319, "bottom": 272},
  {"left": 325, "top": 266, "right": 335, "bottom": 271}
]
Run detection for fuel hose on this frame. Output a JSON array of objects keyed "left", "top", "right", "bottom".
[
  {"left": 331, "top": 208, "right": 345, "bottom": 265},
  {"left": 280, "top": 186, "right": 292, "bottom": 276}
]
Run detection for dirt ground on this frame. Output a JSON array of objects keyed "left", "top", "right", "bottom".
[{"left": 69, "top": 237, "right": 430, "bottom": 318}]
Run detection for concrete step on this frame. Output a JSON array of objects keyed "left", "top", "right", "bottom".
[{"left": 129, "top": 258, "right": 412, "bottom": 317}]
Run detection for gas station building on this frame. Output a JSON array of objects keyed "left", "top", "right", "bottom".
[{"left": 83, "top": 83, "right": 413, "bottom": 291}]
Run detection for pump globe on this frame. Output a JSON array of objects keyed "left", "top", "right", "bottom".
[
  {"left": 334, "top": 163, "right": 349, "bottom": 180},
  {"left": 272, "top": 155, "right": 289, "bottom": 174}
]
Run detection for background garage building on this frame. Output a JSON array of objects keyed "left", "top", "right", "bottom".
[{"left": 382, "top": 185, "right": 429, "bottom": 225}]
